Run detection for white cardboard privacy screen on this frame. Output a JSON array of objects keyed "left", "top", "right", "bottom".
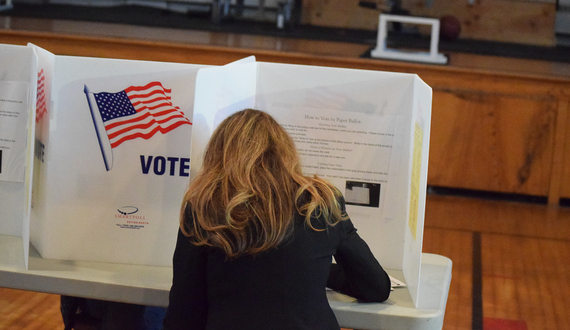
[
  {"left": 17, "top": 44, "right": 210, "bottom": 267},
  {"left": 0, "top": 45, "right": 212, "bottom": 267},
  {"left": 28, "top": 44, "right": 55, "bottom": 269},
  {"left": 0, "top": 44, "right": 37, "bottom": 268},
  {"left": 191, "top": 59, "right": 432, "bottom": 308}
]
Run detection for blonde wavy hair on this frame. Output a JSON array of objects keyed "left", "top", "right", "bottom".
[{"left": 180, "top": 109, "right": 347, "bottom": 258}]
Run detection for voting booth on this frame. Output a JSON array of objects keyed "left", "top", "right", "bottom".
[
  {"left": 191, "top": 57, "right": 432, "bottom": 307},
  {"left": 0, "top": 43, "right": 209, "bottom": 268},
  {"left": 0, "top": 44, "right": 431, "bottom": 308}
]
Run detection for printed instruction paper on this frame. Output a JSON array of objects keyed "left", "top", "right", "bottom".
[
  {"left": 271, "top": 106, "right": 396, "bottom": 213},
  {"left": 0, "top": 81, "right": 30, "bottom": 182}
]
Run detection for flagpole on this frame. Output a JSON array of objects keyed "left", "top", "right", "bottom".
[{"left": 84, "top": 85, "right": 113, "bottom": 171}]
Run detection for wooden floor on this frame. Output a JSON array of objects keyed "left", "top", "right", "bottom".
[
  {"left": 1, "top": 193, "right": 569, "bottom": 330},
  {"left": 423, "top": 193, "right": 570, "bottom": 330}
]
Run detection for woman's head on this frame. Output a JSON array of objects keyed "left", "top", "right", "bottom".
[
  {"left": 202, "top": 109, "right": 302, "bottom": 187},
  {"left": 182, "top": 109, "right": 345, "bottom": 258}
]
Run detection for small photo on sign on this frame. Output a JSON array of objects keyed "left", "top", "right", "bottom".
[{"left": 345, "top": 181, "right": 381, "bottom": 208}]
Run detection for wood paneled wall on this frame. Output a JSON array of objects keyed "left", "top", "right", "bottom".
[
  {"left": 300, "top": 0, "right": 557, "bottom": 46},
  {"left": 427, "top": 71, "right": 566, "bottom": 198},
  {"left": 400, "top": 0, "right": 557, "bottom": 46}
]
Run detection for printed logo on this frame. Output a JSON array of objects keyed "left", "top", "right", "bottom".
[
  {"left": 117, "top": 206, "right": 139, "bottom": 215},
  {"left": 84, "top": 81, "right": 192, "bottom": 171},
  {"left": 115, "top": 206, "right": 149, "bottom": 229}
]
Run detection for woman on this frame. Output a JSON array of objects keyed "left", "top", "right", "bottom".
[{"left": 163, "top": 109, "right": 390, "bottom": 330}]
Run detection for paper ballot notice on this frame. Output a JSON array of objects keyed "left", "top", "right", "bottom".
[{"left": 0, "top": 81, "right": 30, "bottom": 182}]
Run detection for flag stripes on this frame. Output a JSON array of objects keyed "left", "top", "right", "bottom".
[
  {"left": 93, "top": 81, "right": 191, "bottom": 148},
  {"left": 35, "top": 69, "right": 47, "bottom": 123}
]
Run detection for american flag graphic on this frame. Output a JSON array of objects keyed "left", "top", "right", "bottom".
[
  {"left": 90, "top": 81, "right": 191, "bottom": 149},
  {"left": 36, "top": 69, "right": 47, "bottom": 123}
]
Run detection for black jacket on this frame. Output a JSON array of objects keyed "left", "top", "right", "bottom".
[{"left": 163, "top": 200, "right": 390, "bottom": 330}]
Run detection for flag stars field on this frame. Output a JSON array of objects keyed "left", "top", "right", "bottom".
[{"left": 96, "top": 91, "right": 138, "bottom": 121}]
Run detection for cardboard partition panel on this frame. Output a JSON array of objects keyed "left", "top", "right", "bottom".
[
  {"left": 0, "top": 43, "right": 210, "bottom": 268},
  {"left": 191, "top": 58, "right": 432, "bottom": 307},
  {"left": 0, "top": 44, "right": 37, "bottom": 268},
  {"left": 30, "top": 53, "right": 209, "bottom": 267},
  {"left": 27, "top": 44, "right": 55, "bottom": 267}
]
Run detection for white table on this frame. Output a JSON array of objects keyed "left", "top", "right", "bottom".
[
  {"left": 0, "top": 234, "right": 451, "bottom": 330},
  {"left": 328, "top": 253, "right": 452, "bottom": 330}
]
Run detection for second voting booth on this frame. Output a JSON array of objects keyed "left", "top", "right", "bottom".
[
  {"left": 0, "top": 43, "right": 208, "bottom": 269},
  {"left": 0, "top": 44, "right": 432, "bottom": 309}
]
